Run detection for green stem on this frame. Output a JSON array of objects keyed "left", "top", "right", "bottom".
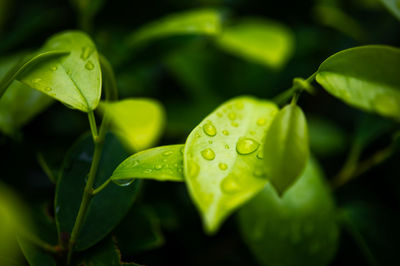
[
  {"left": 273, "top": 72, "right": 317, "bottom": 105},
  {"left": 21, "top": 232, "right": 60, "bottom": 254},
  {"left": 36, "top": 152, "right": 57, "bottom": 184},
  {"left": 92, "top": 178, "right": 112, "bottom": 195},
  {"left": 88, "top": 111, "right": 99, "bottom": 141}
]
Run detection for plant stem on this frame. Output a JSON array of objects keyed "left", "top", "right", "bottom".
[
  {"left": 92, "top": 178, "right": 112, "bottom": 195},
  {"left": 273, "top": 72, "right": 317, "bottom": 105},
  {"left": 21, "top": 232, "right": 60, "bottom": 253},
  {"left": 88, "top": 111, "right": 99, "bottom": 141}
]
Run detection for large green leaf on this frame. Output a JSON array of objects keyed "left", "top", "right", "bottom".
[
  {"left": 98, "top": 98, "right": 165, "bottom": 152},
  {"left": 126, "top": 8, "right": 222, "bottom": 47},
  {"left": 112, "top": 144, "right": 184, "bottom": 183},
  {"left": 55, "top": 133, "right": 141, "bottom": 251},
  {"left": 216, "top": 18, "right": 294, "bottom": 69},
  {"left": 18, "top": 31, "right": 102, "bottom": 112},
  {"left": 316, "top": 45, "right": 400, "bottom": 120},
  {"left": 263, "top": 104, "right": 309, "bottom": 196},
  {"left": 238, "top": 158, "right": 339, "bottom": 266},
  {"left": 380, "top": 0, "right": 400, "bottom": 21},
  {"left": 184, "top": 96, "right": 279, "bottom": 233}
]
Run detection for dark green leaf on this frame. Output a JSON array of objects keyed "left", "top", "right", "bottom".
[
  {"left": 316, "top": 45, "right": 400, "bottom": 120},
  {"left": 80, "top": 238, "right": 122, "bottom": 266},
  {"left": 238, "top": 158, "right": 339, "bottom": 266},
  {"left": 263, "top": 104, "right": 309, "bottom": 196},
  {"left": 112, "top": 144, "right": 184, "bottom": 183},
  {"left": 55, "top": 133, "right": 141, "bottom": 251},
  {"left": 184, "top": 96, "right": 279, "bottom": 233},
  {"left": 17, "top": 237, "right": 56, "bottom": 266},
  {"left": 380, "top": 0, "right": 400, "bottom": 21}
]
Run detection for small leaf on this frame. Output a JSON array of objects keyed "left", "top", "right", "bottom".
[
  {"left": 112, "top": 144, "right": 184, "bottom": 183},
  {"left": 126, "top": 8, "right": 222, "bottom": 47},
  {"left": 238, "top": 158, "right": 339, "bottom": 266},
  {"left": 98, "top": 98, "right": 166, "bottom": 152},
  {"left": 216, "top": 18, "right": 294, "bottom": 69},
  {"left": 17, "top": 31, "right": 102, "bottom": 112},
  {"left": 55, "top": 133, "right": 141, "bottom": 251},
  {"left": 263, "top": 103, "right": 309, "bottom": 196},
  {"left": 184, "top": 96, "right": 279, "bottom": 233},
  {"left": 380, "top": 0, "right": 400, "bottom": 21},
  {"left": 316, "top": 45, "right": 400, "bottom": 120}
]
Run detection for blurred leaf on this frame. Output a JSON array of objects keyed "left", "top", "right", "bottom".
[
  {"left": 70, "top": 0, "right": 106, "bottom": 18},
  {"left": 184, "top": 96, "right": 278, "bottom": 233},
  {"left": 112, "top": 144, "right": 185, "bottom": 183},
  {"left": 126, "top": 9, "right": 223, "bottom": 48},
  {"left": 316, "top": 45, "right": 400, "bottom": 120},
  {"left": 216, "top": 18, "right": 294, "bottom": 69},
  {"left": 340, "top": 202, "right": 400, "bottom": 265},
  {"left": 18, "top": 31, "right": 102, "bottom": 112},
  {"left": 263, "top": 104, "right": 309, "bottom": 196},
  {"left": 238, "top": 158, "right": 339, "bottom": 266},
  {"left": 115, "top": 205, "right": 164, "bottom": 255},
  {"left": 98, "top": 98, "right": 166, "bottom": 152},
  {"left": 380, "top": 0, "right": 400, "bottom": 21},
  {"left": 17, "top": 237, "right": 56, "bottom": 266},
  {"left": 55, "top": 133, "right": 141, "bottom": 251},
  {"left": 80, "top": 238, "right": 122, "bottom": 266},
  {"left": 308, "top": 116, "right": 347, "bottom": 156},
  {"left": 353, "top": 113, "right": 395, "bottom": 148}
]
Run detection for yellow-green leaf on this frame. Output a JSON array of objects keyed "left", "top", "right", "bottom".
[{"left": 184, "top": 96, "right": 278, "bottom": 233}]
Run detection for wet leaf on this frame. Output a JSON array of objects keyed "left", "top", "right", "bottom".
[
  {"left": 216, "top": 18, "right": 294, "bottom": 69},
  {"left": 316, "top": 45, "right": 400, "bottom": 120},
  {"left": 112, "top": 144, "right": 184, "bottom": 183},
  {"left": 263, "top": 104, "right": 309, "bottom": 196},
  {"left": 184, "top": 96, "right": 279, "bottom": 233},
  {"left": 98, "top": 98, "right": 165, "bottom": 152},
  {"left": 238, "top": 158, "right": 339, "bottom": 266}
]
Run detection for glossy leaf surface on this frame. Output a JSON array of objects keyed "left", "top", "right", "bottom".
[
  {"left": 126, "top": 9, "right": 222, "bottom": 47},
  {"left": 380, "top": 0, "right": 400, "bottom": 21},
  {"left": 316, "top": 45, "right": 400, "bottom": 120},
  {"left": 112, "top": 144, "right": 184, "bottom": 182},
  {"left": 55, "top": 133, "right": 141, "bottom": 251},
  {"left": 216, "top": 18, "right": 294, "bottom": 69},
  {"left": 184, "top": 96, "right": 279, "bottom": 233},
  {"left": 98, "top": 98, "right": 165, "bottom": 152},
  {"left": 18, "top": 31, "right": 102, "bottom": 112},
  {"left": 263, "top": 104, "right": 309, "bottom": 196},
  {"left": 238, "top": 158, "right": 339, "bottom": 266}
]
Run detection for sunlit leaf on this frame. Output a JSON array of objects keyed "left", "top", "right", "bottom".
[
  {"left": 316, "top": 45, "right": 400, "bottom": 120},
  {"left": 380, "top": 0, "right": 400, "bottom": 21},
  {"left": 17, "top": 31, "right": 102, "bottom": 112},
  {"left": 55, "top": 133, "right": 141, "bottom": 251},
  {"left": 216, "top": 18, "right": 294, "bottom": 69},
  {"left": 98, "top": 98, "right": 166, "bottom": 152},
  {"left": 112, "top": 144, "right": 184, "bottom": 183},
  {"left": 126, "top": 9, "right": 222, "bottom": 47},
  {"left": 238, "top": 158, "right": 339, "bottom": 266},
  {"left": 263, "top": 103, "right": 309, "bottom": 196},
  {"left": 184, "top": 96, "right": 278, "bottom": 233}
]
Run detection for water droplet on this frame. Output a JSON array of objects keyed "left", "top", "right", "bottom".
[
  {"left": 144, "top": 169, "right": 152, "bottom": 174},
  {"left": 236, "top": 138, "right": 259, "bottom": 155},
  {"left": 113, "top": 178, "right": 134, "bottom": 187},
  {"left": 51, "top": 66, "right": 58, "bottom": 71},
  {"left": 85, "top": 61, "right": 94, "bottom": 70},
  {"left": 163, "top": 150, "right": 173, "bottom": 156},
  {"left": 228, "top": 112, "right": 237, "bottom": 120},
  {"left": 372, "top": 94, "right": 400, "bottom": 117},
  {"left": 155, "top": 164, "right": 163, "bottom": 170},
  {"left": 221, "top": 175, "right": 240, "bottom": 194},
  {"left": 32, "top": 78, "right": 41, "bottom": 84},
  {"left": 188, "top": 161, "right": 200, "bottom": 178},
  {"left": 203, "top": 121, "right": 217, "bottom": 136},
  {"left": 224, "top": 144, "right": 230, "bottom": 149},
  {"left": 253, "top": 169, "right": 265, "bottom": 177},
  {"left": 222, "top": 130, "right": 229, "bottom": 136},
  {"left": 257, "top": 150, "right": 264, "bottom": 159},
  {"left": 201, "top": 148, "right": 215, "bottom": 160},
  {"left": 231, "top": 121, "right": 239, "bottom": 127},
  {"left": 218, "top": 163, "right": 228, "bottom": 171},
  {"left": 257, "top": 118, "right": 267, "bottom": 126},
  {"left": 81, "top": 46, "right": 94, "bottom": 60},
  {"left": 44, "top": 87, "right": 52, "bottom": 92}
]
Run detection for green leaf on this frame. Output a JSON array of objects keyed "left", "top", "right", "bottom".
[
  {"left": 216, "top": 18, "right": 294, "bottom": 69},
  {"left": 17, "top": 237, "right": 56, "bottom": 266},
  {"left": 17, "top": 31, "right": 102, "bottom": 112},
  {"left": 55, "top": 133, "right": 141, "bottom": 251},
  {"left": 112, "top": 144, "right": 184, "bottom": 183},
  {"left": 98, "top": 98, "right": 166, "bottom": 152},
  {"left": 380, "top": 0, "right": 400, "bottom": 21},
  {"left": 183, "top": 96, "right": 279, "bottom": 233},
  {"left": 114, "top": 205, "right": 164, "bottom": 255},
  {"left": 126, "top": 8, "right": 222, "bottom": 47},
  {"left": 316, "top": 45, "right": 400, "bottom": 120},
  {"left": 238, "top": 158, "right": 339, "bottom": 266},
  {"left": 80, "top": 238, "right": 122, "bottom": 266},
  {"left": 263, "top": 103, "right": 309, "bottom": 196}
]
